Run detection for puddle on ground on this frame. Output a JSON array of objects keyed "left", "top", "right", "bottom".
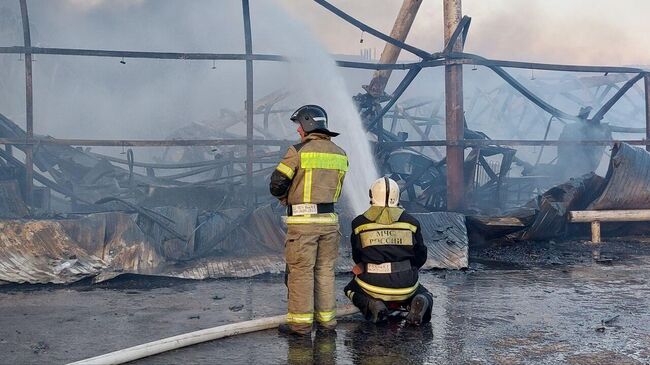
[
  {"left": 131, "top": 258, "right": 650, "bottom": 365},
  {"left": 2, "top": 245, "right": 648, "bottom": 364}
]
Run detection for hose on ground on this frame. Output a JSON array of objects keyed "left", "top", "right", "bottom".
[{"left": 68, "top": 305, "right": 359, "bottom": 365}]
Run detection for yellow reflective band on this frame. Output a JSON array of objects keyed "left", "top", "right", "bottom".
[
  {"left": 315, "top": 310, "right": 336, "bottom": 323},
  {"left": 355, "top": 277, "right": 419, "bottom": 296},
  {"left": 333, "top": 170, "right": 345, "bottom": 202},
  {"left": 286, "top": 213, "right": 338, "bottom": 225},
  {"left": 287, "top": 312, "right": 314, "bottom": 324},
  {"left": 276, "top": 162, "right": 295, "bottom": 179},
  {"left": 359, "top": 290, "right": 414, "bottom": 302},
  {"left": 354, "top": 222, "right": 417, "bottom": 235},
  {"left": 303, "top": 168, "right": 313, "bottom": 203},
  {"left": 300, "top": 152, "right": 349, "bottom": 171}
]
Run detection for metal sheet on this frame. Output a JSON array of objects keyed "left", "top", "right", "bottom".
[
  {"left": 588, "top": 142, "right": 650, "bottom": 210},
  {"left": 0, "top": 207, "right": 468, "bottom": 284},
  {"left": 413, "top": 212, "right": 468, "bottom": 269},
  {"left": 172, "top": 255, "right": 286, "bottom": 280},
  {"left": 194, "top": 205, "right": 283, "bottom": 257},
  {"left": 61, "top": 212, "right": 165, "bottom": 275},
  {"left": 136, "top": 206, "right": 198, "bottom": 260},
  {"left": 173, "top": 212, "right": 468, "bottom": 278},
  {"left": 522, "top": 173, "right": 605, "bottom": 240},
  {"left": 0, "top": 220, "right": 105, "bottom": 284}
]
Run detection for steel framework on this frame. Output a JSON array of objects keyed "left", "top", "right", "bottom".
[{"left": 1, "top": 0, "right": 648, "bottom": 207}]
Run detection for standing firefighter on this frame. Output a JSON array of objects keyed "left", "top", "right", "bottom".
[
  {"left": 270, "top": 105, "right": 348, "bottom": 336},
  {"left": 344, "top": 177, "right": 433, "bottom": 325}
]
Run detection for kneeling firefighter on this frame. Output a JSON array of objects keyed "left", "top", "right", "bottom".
[
  {"left": 269, "top": 105, "right": 348, "bottom": 336},
  {"left": 344, "top": 177, "right": 433, "bottom": 325}
]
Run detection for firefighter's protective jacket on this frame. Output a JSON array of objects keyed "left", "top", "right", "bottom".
[
  {"left": 270, "top": 133, "right": 348, "bottom": 224},
  {"left": 350, "top": 206, "right": 427, "bottom": 301}
]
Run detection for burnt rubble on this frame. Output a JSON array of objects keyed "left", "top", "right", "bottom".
[
  {"left": 467, "top": 143, "right": 650, "bottom": 242},
  {"left": 0, "top": 111, "right": 468, "bottom": 284},
  {"left": 1, "top": 1, "right": 649, "bottom": 285}
]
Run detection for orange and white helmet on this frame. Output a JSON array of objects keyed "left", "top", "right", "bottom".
[{"left": 369, "top": 177, "right": 400, "bottom": 207}]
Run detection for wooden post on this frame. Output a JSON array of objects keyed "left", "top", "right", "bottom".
[
  {"left": 366, "top": 0, "right": 422, "bottom": 97},
  {"left": 19, "top": 0, "right": 33, "bottom": 207},
  {"left": 643, "top": 73, "right": 650, "bottom": 151},
  {"left": 591, "top": 220, "right": 601, "bottom": 244},
  {"left": 242, "top": 0, "right": 254, "bottom": 205},
  {"left": 591, "top": 220, "right": 601, "bottom": 260},
  {"left": 444, "top": 0, "right": 465, "bottom": 211}
]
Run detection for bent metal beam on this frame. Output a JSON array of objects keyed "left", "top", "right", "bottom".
[
  {"left": 0, "top": 46, "right": 644, "bottom": 74},
  {"left": 1, "top": 138, "right": 649, "bottom": 148}
]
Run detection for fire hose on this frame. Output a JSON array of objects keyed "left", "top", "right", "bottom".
[{"left": 67, "top": 305, "right": 359, "bottom": 365}]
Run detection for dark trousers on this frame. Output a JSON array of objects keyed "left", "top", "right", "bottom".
[{"left": 343, "top": 278, "right": 433, "bottom": 323}]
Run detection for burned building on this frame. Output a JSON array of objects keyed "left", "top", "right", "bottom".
[{"left": 0, "top": 0, "right": 649, "bottom": 286}]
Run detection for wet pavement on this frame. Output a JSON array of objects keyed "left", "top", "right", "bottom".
[{"left": 1, "top": 239, "right": 649, "bottom": 364}]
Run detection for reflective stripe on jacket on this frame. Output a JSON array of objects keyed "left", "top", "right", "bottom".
[
  {"left": 269, "top": 133, "right": 348, "bottom": 224},
  {"left": 350, "top": 207, "right": 427, "bottom": 295}
]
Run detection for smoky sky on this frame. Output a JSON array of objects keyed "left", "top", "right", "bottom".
[
  {"left": 280, "top": 0, "right": 650, "bottom": 66},
  {"left": 0, "top": 0, "right": 645, "bottom": 173}
]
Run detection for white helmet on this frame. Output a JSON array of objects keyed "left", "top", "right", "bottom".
[{"left": 369, "top": 177, "right": 400, "bottom": 207}]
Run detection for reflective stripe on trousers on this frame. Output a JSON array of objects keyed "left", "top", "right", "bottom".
[
  {"left": 287, "top": 311, "right": 336, "bottom": 325},
  {"left": 314, "top": 310, "right": 336, "bottom": 323},
  {"left": 354, "top": 276, "right": 419, "bottom": 302},
  {"left": 287, "top": 312, "right": 314, "bottom": 324}
]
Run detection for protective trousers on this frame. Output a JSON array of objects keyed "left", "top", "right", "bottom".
[
  {"left": 343, "top": 279, "right": 434, "bottom": 324},
  {"left": 285, "top": 223, "right": 340, "bottom": 333}
]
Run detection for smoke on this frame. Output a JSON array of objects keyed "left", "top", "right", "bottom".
[
  {"left": 279, "top": 0, "right": 650, "bottom": 66},
  {"left": 0, "top": 0, "right": 645, "bottom": 206},
  {"left": 61, "top": 0, "right": 146, "bottom": 12},
  {"left": 0, "top": 0, "right": 378, "bottom": 213},
  {"left": 251, "top": 2, "right": 379, "bottom": 214}
]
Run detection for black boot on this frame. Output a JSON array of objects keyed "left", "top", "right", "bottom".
[
  {"left": 315, "top": 323, "right": 337, "bottom": 337},
  {"left": 405, "top": 294, "right": 430, "bottom": 326},
  {"left": 279, "top": 323, "right": 312, "bottom": 337},
  {"left": 367, "top": 299, "right": 388, "bottom": 323}
]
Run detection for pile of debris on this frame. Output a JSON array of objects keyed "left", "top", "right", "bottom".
[
  {"left": 467, "top": 142, "right": 650, "bottom": 242},
  {"left": 0, "top": 112, "right": 468, "bottom": 285},
  {"left": 0, "top": 205, "right": 467, "bottom": 284}
]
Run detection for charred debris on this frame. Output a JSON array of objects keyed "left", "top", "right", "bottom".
[{"left": 1, "top": 0, "right": 650, "bottom": 284}]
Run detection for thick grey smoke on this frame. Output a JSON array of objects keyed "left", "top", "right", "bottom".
[
  {"left": 0, "top": 0, "right": 645, "bottom": 201},
  {"left": 0, "top": 0, "right": 378, "bottom": 213},
  {"left": 280, "top": 0, "right": 650, "bottom": 66},
  {"left": 251, "top": 2, "right": 379, "bottom": 214}
]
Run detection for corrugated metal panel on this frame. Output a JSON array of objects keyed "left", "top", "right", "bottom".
[
  {"left": 0, "top": 207, "right": 468, "bottom": 284},
  {"left": 136, "top": 206, "right": 198, "bottom": 260},
  {"left": 414, "top": 212, "right": 468, "bottom": 269},
  {"left": 173, "top": 255, "right": 285, "bottom": 279},
  {"left": 337, "top": 212, "right": 468, "bottom": 271},
  {"left": 588, "top": 142, "right": 650, "bottom": 210},
  {"left": 522, "top": 173, "right": 605, "bottom": 240},
  {"left": 0, "top": 220, "right": 105, "bottom": 284},
  {"left": 194, "top": 206, "right": 283, "bottom": 257},
  {"left": 61, "top": 212, "right": 165, "bottom": 274}
]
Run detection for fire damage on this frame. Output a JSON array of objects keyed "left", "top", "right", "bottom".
[
  {"left": 0, "top": 0, "right": 649, "bottom": 290},
  {"left": 1, "top": 2, "right": 650, "bottom": 365},
  {"left": 2, "top": 94, "right": 649, "bottom": 285}
]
